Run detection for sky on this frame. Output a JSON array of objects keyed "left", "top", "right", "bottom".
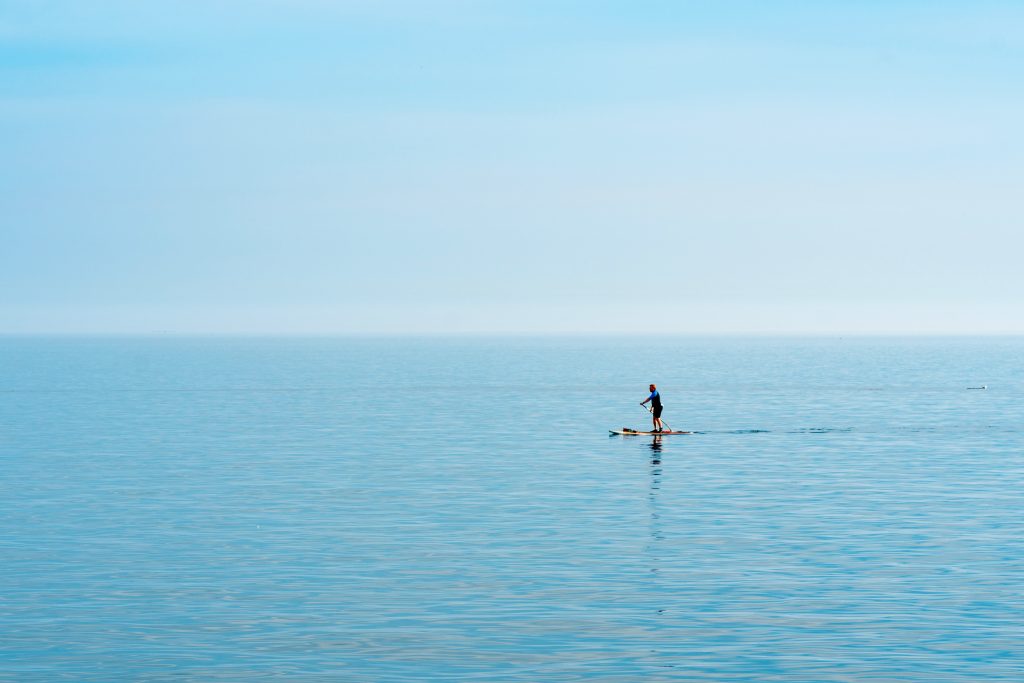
[{"left": 2, "top": 0, "right": 1022, "bottom": 334}]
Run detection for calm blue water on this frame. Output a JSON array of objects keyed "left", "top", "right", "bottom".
[{"left": 2, "top": 336, "right": 1023, "bottom": 681}]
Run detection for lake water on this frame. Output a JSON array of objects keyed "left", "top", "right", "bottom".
[{"left": 1, "top": 336, "right": 1022, "bottom": 681}]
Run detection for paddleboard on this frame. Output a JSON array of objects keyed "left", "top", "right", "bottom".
[{"left": 610, "top": 428, "right": 693, "bottom": 435}]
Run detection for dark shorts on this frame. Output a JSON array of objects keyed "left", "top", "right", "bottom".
[{"left": 653, "top": 405, "right": 663, "bottom": 418}]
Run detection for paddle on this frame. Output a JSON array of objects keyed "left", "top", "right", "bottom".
[{"left": 642, "top": 404, "right": 672, "bottom": 433}]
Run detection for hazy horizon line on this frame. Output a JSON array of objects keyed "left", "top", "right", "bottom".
[{"left": 3, "top": 330, "right": 1023, "bottom": 339}]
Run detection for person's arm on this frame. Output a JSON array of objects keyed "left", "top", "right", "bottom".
[{"left": 641, "top": 392, "right": 652, "bottom": 406}]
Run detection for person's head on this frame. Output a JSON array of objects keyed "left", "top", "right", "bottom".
[{"left": 649, "top": 384, "right": 656, "bottom": 391}]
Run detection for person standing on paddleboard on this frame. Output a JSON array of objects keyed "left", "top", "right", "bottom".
[{"left": 641, "top": 384, "right": 664, "bottom": 433}]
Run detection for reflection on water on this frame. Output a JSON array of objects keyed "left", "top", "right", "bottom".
[{"left": 648, "top": 448, "right": 665, "bottom": 593}]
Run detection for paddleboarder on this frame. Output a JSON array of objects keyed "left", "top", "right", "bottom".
[{"left": 641, "top": 384, "right": 664, "bottom": 433}]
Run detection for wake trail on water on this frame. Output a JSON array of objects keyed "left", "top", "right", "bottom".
[{"left": 694, "top": 427, "right": 855, "bottom": 435}]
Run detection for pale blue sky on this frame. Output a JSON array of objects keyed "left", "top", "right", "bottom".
[{"left": 2, "top": 1, "right": 1022, "bottom": 333}]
